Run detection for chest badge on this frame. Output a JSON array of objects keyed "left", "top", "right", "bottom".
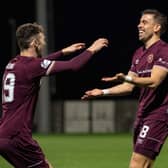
[
  {"left": 147, "top": 54, "right": 154, "bottom": 63},
  {"left": 135, "top": 59, "right": 139, "bottom": 64}
]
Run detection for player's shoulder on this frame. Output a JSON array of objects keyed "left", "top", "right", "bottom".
[
  {"left": 157, "top": 40, "right": 168, "bottom": 54},
  {"left": 159, "top": 40, "right": 168, "bottom": 48},
  {"left": 15, "top": 56, "right": 43, "bottom": 67},
  {"left": 132, "top": 46, "right": 143, "bottom": 58}
]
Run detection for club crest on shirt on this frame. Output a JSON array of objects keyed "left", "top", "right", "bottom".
[
  {"left": 135, "top": 59, "right": 139, "bottom": 64},
  {"left": 40, "top": 59, "right": 51, "bottom": 69},
  {"left": 147, "top": 54, "right": 154, "bottom": 63}
]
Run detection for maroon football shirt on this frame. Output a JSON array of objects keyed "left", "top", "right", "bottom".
[
  {"left": 1, "top": 55, "right": 54, "bottom": 138},
  {"left": 1, "top": 50, "right": 93, "bottom": 138},
  {"left": 130, "top": 40, "right": 168, "bottom": 120}
]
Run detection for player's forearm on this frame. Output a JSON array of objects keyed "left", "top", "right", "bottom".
[
  {"left": 69, "top": 50, "right": 93, "bottom": 71},
  {"left": 127, "top": 76, "right": 159, "bottom": 88},
  {"left": 47, "top": 50, "right": 93, "bottom": 74},
  {"left": 46, "top": 50, "right": 63, "bottom": 60},
  {"left": 103, "top": 83, "right": 134, "bottom": 96},
  {"left": 125, "top": 66, "right": 168, "bottom": 88}
]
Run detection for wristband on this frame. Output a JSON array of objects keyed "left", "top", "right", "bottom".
[
  {"left": 102, "top": 89, "right": 110, "bottom": 95},
  {"left": 124, "top": 75, "right": 133, "bottom": 82}
]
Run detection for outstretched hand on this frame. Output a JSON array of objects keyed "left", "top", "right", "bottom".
[
  {"left": 115, "top": 73, "right": 126, "bottom": 82},
  {"left": 62, "top": 43, "right": 86, "bottom": 55},
  {"left": 87, "top": 38, "right": 109, "bottom": 54},
  {"left": 102, "top": 73, "right": 126, "bottom": 82},
  {"left": 81, "top": 89, "right": 103, "bottom": 100},
  {"left": 101, "top": 76, "right": 118, "bottom": 82}
]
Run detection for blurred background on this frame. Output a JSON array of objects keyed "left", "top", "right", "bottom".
[{"left": 0, "top": 0, "right": 168, "bottom": 134}]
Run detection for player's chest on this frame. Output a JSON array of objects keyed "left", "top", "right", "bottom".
[{"left": 135, "top": 52, "right": 155, "bottom": 76}]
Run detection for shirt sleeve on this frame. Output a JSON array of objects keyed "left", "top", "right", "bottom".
[
  {"left": 46, "top": 50, "right": 93, "bottom": 75},
  {"left": 26, "top": 58, "right": 53, "bottom": 79},
  {"left": 45, "top": 50, "right": 63, "bottom": 60},
  {"left": 154, "top": 46, "right": 168, "bottom": 70}
]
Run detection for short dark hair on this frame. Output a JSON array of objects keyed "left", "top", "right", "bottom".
[
  {"left": 141, "top": 9, "right": 168, "bottom": 35},
  {"left": 16, "top": 23, "right": 44, "bottom": 50}
]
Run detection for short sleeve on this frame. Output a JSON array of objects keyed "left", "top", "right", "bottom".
[{"left": 154, "top": 46, "right": 168, "bottom": 70}]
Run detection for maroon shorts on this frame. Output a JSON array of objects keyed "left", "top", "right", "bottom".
[
  {"left": 0, "top": 135, "right": 49, "bottom": 168},
  {"left": 133, "top": 119, "right": 168, "bottom": 160}
]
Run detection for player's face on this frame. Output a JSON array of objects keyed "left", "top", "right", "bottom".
[{"left": 137, "top": 14, "right": 158, "bottom": 43}]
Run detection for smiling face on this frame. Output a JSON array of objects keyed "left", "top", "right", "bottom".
[{"left": 137, "top": 14, "right": 161, "bottom": 43}]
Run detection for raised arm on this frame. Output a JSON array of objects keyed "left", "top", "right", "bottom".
[
  {"left": 46, "top": 38, "right": 108, "bottom": 75},
  {"left": 81, "top": 71, "right": 136, "bottom": 100},
  {"left": 46, "top": 43, "right": 86, "bottom": 60},
  {"left": 81, "top": 65, "right": 168, "bottom": 100}
]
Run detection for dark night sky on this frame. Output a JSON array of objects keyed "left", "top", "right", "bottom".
[{"left": 1, "top": 0, "right": 168, "bottom": 99}]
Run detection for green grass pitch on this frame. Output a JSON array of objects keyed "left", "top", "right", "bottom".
[{"left": 0, "top": 134, "right": 168, "bottom": 168}]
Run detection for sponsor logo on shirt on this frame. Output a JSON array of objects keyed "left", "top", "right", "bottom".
[
  {"left": 158, "top": 58, "right": 168, "bottom": 65},
  {"left": 137, "top": 69, "right": 151, "bottom": 74},
  {"left": 40, "top": 59, "right": 51, "bottom": 69}
]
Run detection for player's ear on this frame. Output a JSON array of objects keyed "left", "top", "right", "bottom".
[
  {"left": 154, "top": 24, "right": 161, "bottom": 33},
  {"left": 30, "top": 39, "right": 39, "bottom": 48}
]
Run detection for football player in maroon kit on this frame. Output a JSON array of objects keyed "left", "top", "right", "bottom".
[
  {"left": 0, "top": 22, "right": 108, "bottom": 168},
  {"left": 82, "top": 9, "right": 168, "bottom": 168}
]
